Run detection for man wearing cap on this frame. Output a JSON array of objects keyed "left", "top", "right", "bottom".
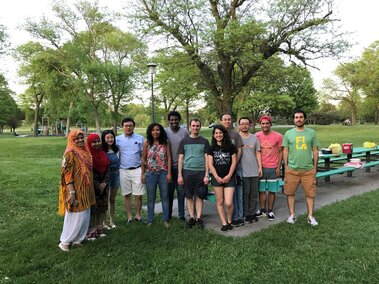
[
  {"left": 282, "top": 109, "right": 320, "bottom": 226},
  {"left": 255, "top": 115, "right": 283, "bottom": 221}
]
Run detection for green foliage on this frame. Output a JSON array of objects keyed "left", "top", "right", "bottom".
[
  {"left": 18, "top": 1, "right": 147, "bottom": 133},
  {"left": 134, "top": 0, "right": 349, "bottom": 114},
  {"left": 0, "top": 23, "right": 10, "bottom": 55},
  {"left": 234, "top": 59, "right": 318, "bottom": 121},
  {"left": 312, "top": 101, "right": 342, "bottom": 125},
  {"left": 0, "top": 75, "right": 20, "bottom": 133}
]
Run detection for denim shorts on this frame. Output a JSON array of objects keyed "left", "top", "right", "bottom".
[{"left": 109, "top": 168, "right": 120, "bottom": 189}]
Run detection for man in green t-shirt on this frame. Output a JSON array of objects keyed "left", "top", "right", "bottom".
[
  {"left": 178, "top": 119, "right": 210, "bottom": 229},
  {"left": 282, "top": 110, "right": 320, "bottom": 226}
]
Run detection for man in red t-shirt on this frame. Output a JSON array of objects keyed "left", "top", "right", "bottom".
[{"left": 255, "top": 116, "right": 283, "bottom": 221}]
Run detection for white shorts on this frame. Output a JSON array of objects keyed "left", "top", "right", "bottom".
[{"left": 120, "top": 167, "right": 145, "bottom": 196}]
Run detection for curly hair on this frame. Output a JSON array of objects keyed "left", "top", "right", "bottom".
[
  {"left": 211, "top": 124, "right": 230, "bottom": 149},
  {"left": 146, "top": 123, "right": 168, "bottom": 146},
  {"left": 101, "top": 129, "right": 119, "bottom": 153}
]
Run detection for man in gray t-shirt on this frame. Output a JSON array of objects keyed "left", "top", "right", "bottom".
[
  {"left": 165, "top": 111, "right": 189, "bottom": 221},
  {"left": 239, "top": 117, "right": 262, "bottom": 223}
]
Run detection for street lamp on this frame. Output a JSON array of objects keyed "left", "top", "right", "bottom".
[{"left": 147, "top": 62, "right": 157, "bottom": 123}]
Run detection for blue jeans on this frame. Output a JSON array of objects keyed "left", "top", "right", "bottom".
[
  {"left": 232, "top": 170, "right": 244, "bottom": 221},
  {"left": 168, "top": 167, "right": 185, "bottom": 219},
  {"left": 145, "top": 171, "right": 170, "bottom": 223}
]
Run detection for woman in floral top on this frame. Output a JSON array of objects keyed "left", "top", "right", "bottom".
[{"left": 142, "top": 123, "right": 172, "bottom": 228}]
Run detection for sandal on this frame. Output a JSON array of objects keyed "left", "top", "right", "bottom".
[
  {"left": 85, "top": 229, "right": 98, "bottom": 241},
  {"left": 58, "top": 242, "right": 70, "bottom": 252}
]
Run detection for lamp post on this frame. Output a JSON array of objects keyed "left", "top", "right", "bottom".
[{"left": 147, "top": 63, "right": 157, "bottom": 123}]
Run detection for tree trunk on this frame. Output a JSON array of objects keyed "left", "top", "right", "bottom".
[
  {"left": 112, "top": 105, "right": 119, "bottom": 135},
  {"left": 94, "top": 109, "right": 101, "bottom": 134},
  {"left": 33, "top": 94, "right": 43, "bottom": 137},
  {"left": 351, "top": 107, "right": 357, "bottom": 126},
  {"left": 185, "top": 99, "right": 190, "bottom": 129},
  {"left": 251, "top": 110, "right": 258, "bottom": 133},
  {"left": 86, "top": 89, "right": 101, "bottom": 134},
  {"left": 65, "top": 100, "right": 74, "bottom": 137}
]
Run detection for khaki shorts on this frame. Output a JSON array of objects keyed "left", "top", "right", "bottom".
[
  {"left": 120, "top": 168, "right": 145, "bottom": 196},
  {"left": 284, "top": 168, "right": 316, "bottom": 198}
]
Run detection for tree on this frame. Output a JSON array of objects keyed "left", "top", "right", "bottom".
[
  {"left": 355, "top": 41, "right": 379, "bottom": 124},
  {"left": 152, "top": 49, "right": 205, "bottom": 125},
  {"left": 0, "top": 24, "right": 10, "bottom": 55},
  {"left": 134, "top": 0, "right": 348, "bottom": 114},
  {"left": 322, "top": 62, "right": 361, "bottom": 125},
  {"left": 234, "top": 58, "right": 318, "bottom": 128},
  {"left": 15, "top": 42, "right": 51, "bottom": 136},
  {"left": 0, "top": 74, "right": 18, "bottom": 133},
  {"left": 23, "top": 1, "right": 145, "bottom": 134}
]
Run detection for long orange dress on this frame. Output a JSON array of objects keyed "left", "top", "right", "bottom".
[
  {"left": 58, "top": 152, "right": 96, "bottom": 215},
  {"left": 58, "top": 130, "right": 95, "bottom": 216}
]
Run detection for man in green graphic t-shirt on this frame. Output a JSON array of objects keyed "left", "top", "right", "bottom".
[{"left": 283, "top": 109, "right": 320, "bottom": 226}]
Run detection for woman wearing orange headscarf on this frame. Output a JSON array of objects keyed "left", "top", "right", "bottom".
[{"left": 58, "top": 129, "right": 95, "bottom": 251}]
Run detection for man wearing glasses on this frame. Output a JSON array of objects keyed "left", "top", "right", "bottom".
[{"left": 117, "top": 117, "right": 145, "bottom": 224}]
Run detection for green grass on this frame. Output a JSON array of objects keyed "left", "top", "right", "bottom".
[{"left": 1, "top": 126, "right": 379, "bottom": 282}]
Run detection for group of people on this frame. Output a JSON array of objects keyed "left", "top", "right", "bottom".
[{"left": 58, "top": 109, "right": 320, "bottom": 251}]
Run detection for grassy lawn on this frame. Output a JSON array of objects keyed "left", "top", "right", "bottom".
[{"left": 1, "top": 125, "right": 379, "bottom": 282}]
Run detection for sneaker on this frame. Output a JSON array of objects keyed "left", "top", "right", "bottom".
[
  {"left": 221, "top": 224, "right": 228, "bottom": 231},
  {"left": 196, "top": 218, "right": 204, "bottom": 229},
  {"left": 255, "top": 209, "right": 267, "bottom": 217},
  {"left": 179, "top": 216, "right": 186, "bottom": 222},
  {"left": 267, "top": 211, "right": 275, "bottom": 221},
  {"left": 186, "top": 218, "right": 196, "bottom": 229},
  {"left": 127, "top": 219, "right": 133, "bottom": 225},
  {"left": 307, "top": 216, "right": 318, "bottom": 226},
  {"left": 227, "top": 223, "right": 233, "bottom": 230},
  {"left": 237, "top": 219, "right": 245, "bottom": 226},
  {"left": 286, "top": 215, "right": 296, "bottom": 224},
  {"left": 244, "top": 215, "right": 252, "bottom": 223},
  {"left": 251, "top": 215, "right": 259, "bottom": 222},
  {"left": 231, "top": 220, "right": 240, "bottom": 227}
]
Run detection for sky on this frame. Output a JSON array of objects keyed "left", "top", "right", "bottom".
[{"left": 1, "top": 0, "right": 379, "bottom": 95}]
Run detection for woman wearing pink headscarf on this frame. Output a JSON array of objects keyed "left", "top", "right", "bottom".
[{"left": 86, "top": 133, "right": 110, "bottom": 239}]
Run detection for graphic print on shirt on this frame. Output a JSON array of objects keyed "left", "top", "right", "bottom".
[
  {"left": 213, "top": 149, "right": 231, "bottom": 166},
  {"left": 259, "top": 139, "right": 272, "bottom": 157},
  {"left": 296, "top": 136, "right": 307, "bottom": 150}
]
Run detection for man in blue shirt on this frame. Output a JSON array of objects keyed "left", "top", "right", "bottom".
[{"left": 116, "top": 118, "right": 145, "bottom": 224}]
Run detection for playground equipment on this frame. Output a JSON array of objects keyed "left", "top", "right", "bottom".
[
  {"left": 53, "top": 119, "right": 67, "bottom": 135},
  {"left": 76, "top": 122, "right": 88, "bottom": 133},
  {"left": 42, "top": 117, "right": 49, "bottom": 136}
]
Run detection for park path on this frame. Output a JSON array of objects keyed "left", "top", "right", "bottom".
[{"left": 146, "top": 167, "right": 379, "bottom": 237}]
